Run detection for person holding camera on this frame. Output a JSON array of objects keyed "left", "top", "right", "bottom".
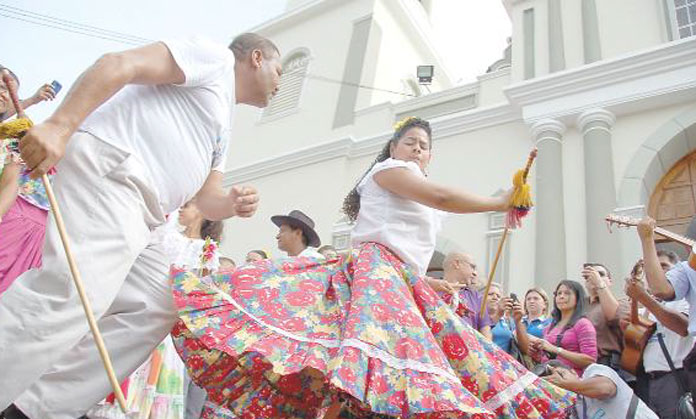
[
  {"left": 545, "top": 363, "right": 658, "bottom": 418},
  {"left": 486, "top": 282, "right": 525, "bottom": 353},
  {"left": 0, "top": 65, "right": 58, "bottom": 122},
  {"left": 0, "top": 70, "right": 59, "bottom": 294},
  {"left": 583, "top": 262, "right": 631, "bottom": 373},
  {"left": 528, "top": 280, "right": 597, "bottom": 376}
]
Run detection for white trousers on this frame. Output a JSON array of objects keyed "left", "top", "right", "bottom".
[{"left": 0, "top": 132, "right": 177, "bottom": 419}]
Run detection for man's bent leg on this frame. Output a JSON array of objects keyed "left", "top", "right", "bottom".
[
  {"left": 0, "top": 132, "right": 164, "bottom": 410},
  {"left": 16, "top": 243, "right": 176, "bottom": 419}
]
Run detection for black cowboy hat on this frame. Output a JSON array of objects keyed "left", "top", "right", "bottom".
[{"left": 271, "top": 210, "right": 321, "bottom": 248}]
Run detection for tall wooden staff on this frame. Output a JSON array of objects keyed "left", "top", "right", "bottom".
[
  {"left": 480, "top": 148, "right": 538, "bottom": 315},
  {"left": 1, "top": 71, "right": 127, "bottom": 412}
]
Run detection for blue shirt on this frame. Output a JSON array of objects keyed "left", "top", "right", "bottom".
[
  {"left": 666, "top": 261, "right": 696, "bottom": 336},
  {"left": 522, "top": 316, "right": 552, "bottom": 339},
  {"left": 491, "top": 317, "right": 515, "bottom": 353}
]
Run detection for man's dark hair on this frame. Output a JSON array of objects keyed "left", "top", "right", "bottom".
[
  {"left": 288, "top": 224, "right": 309, "bottom": 247},
  {"left": 229, "top": 33, "right": 280, "bottom": 61},
  {"left": 656, "top": 250, "right": 680, "bottom": 265}
]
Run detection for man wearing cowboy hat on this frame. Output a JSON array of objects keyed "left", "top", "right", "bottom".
[{"left": 271, "top": 210, "right": 324, "bottom": 259}]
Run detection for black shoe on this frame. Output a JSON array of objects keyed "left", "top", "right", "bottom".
[{"left": 1, "top": 404, "right": 29, "bottom": 419}]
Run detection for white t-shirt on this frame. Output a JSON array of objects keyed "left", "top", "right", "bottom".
[
  {"left": 350, "top": 158, "right": 445, "bottom": 276},
  {"left": 577, "top": 364, "right": 658, "bottom": 419},
  {"left": 642, "top": 299, "right": 694, "bottom": 372},
  {"left": 81, "top": 36, "right": 235, "bottom": 213}
]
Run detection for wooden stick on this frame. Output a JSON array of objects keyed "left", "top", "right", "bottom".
[
  {"left": 522, "top": 148, "right": 538, "bottom": 181},
  {"left": 479, "top": 148, "right": 538, "bottom": 315},
  {"left": 479, "top": 227, "right": 509, "bottom": 315},
  {"left": 1, "top": 70, "right": 127, "bottom": 412}
]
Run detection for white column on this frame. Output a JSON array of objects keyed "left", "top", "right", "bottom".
[
  {"left": 578, "top": 108, "right": 622, "bottom": 275},
  {"left": 531, "top": 119, "right": 567, "bottom": 292}
]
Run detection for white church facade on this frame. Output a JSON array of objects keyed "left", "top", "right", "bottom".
[{"left": 219, "top": 0, "right": 696, "bottom": 296}]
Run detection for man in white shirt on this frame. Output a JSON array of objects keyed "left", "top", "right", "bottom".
[
  {"left": 272, "top": 210, "right": 324, "bottom": 258},
  {"left": 0, "top": 33, "right": 281, "bottom": 419},
  {"left": 634, "top": 217, "right": 696, "bottom": 417},
  {"left": 546, "top": 363, "right": 658, "bottom": 419},
  {"left": 622, "top": 250, "right": 692, "bottom": 419}
]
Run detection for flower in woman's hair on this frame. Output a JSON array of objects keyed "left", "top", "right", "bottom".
[
  {"left": 200, "top": 237, "right": 218, "bottom": 267},
  {"left": 392, "top": 116, "right": 418, "bottom": 133}
]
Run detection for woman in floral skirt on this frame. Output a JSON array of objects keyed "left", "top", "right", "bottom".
[{"left": 170, "top": 117, "right": 576, "bottom": 418}]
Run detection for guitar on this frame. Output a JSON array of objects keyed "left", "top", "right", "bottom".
[
  {"left": 605, "top": 214, "right": 694, "bottom": 374},
  {"left": 620, "top": 260, "right": 656, "bottom": 375},
  {"left": 605, "top": 214, "right": 696, "bottom": 270}
]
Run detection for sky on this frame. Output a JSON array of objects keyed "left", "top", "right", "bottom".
[{"left": 0, "top": 0, "right": 511, "bottom": 122}]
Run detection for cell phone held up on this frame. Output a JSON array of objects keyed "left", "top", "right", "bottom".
[
  {"left": 50, "top": 80, "right": 62, "bottom": 95},
  {"left": 510, "top": 293, "right": 518, "bottom": 303}
]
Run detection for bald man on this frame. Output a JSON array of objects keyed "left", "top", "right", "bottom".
[{"left": 440, "top": 252, "right": 492, "bottom": 340}]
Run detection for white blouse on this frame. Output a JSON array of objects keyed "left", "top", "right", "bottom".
[
  {"left": 350, "top": 158, "right": 445, "bottom": 276},
  {"left": 152, "top": 212, "right": 220, "bottom": 272}
]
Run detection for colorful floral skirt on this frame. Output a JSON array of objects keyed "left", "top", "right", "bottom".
[{"left": 171, "top": 242, "right": 575, "bottom": 418}]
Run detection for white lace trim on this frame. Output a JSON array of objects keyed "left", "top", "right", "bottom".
[
  {"left": 483, "top": 371, "right": 539, "bottom": 412},
  {"left": 199, "top": 285, "right": 463, "bottom": 384}
]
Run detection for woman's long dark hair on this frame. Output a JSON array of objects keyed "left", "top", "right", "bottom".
[
  {"left": 342, "top": 117, "right": 432, "bottom": 222},
  {"left": 201, "top": 219, "right": 223, "bottom": 243},
  {"left": 549, "top": 280, "right": 588, "bottom": 329}
]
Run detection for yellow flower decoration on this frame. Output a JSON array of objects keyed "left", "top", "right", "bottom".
[{"left": 392, "top": 116, "right": 418, "bottom": 133}]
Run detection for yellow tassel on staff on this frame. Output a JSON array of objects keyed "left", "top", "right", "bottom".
[
  {"left": 480, "top": 148, "right": 538, "bottom": 316},
  {"left": 511, "top": 169, "right": 533, "bottom": 209},
  {"left": 0, "top": 118, "right": 32, "bottom": 138}
]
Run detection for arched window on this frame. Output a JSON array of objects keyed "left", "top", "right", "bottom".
[{"left": 263, "top": 50, "right": 310, "bottom": 119}]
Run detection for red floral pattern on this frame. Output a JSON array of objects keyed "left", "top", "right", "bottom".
[{"left": 172, "top": 243, "right": 575, "bottom": 418}]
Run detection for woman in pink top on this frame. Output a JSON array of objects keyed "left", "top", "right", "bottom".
[{"left": 529, "top": 280, "right": 598, "bottom": 375}]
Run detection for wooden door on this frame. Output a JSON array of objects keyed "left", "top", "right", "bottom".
[{"left": 649, "top": 153, "right": 696, "bottom": 237}]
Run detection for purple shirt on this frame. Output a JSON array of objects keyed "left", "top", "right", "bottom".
[{"left": 438, "top": 287, "right": 492, "bottom": 332}]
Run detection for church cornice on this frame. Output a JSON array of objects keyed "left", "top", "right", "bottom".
[
  {"left": 504, "top": 37, "right": 696, "bottom": 124},
  {"left": 248, "top": 0, "right": 347, "bottom": 35},
  {"left": 222, "top": 102, "right": 518, "bottom": 186}
]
